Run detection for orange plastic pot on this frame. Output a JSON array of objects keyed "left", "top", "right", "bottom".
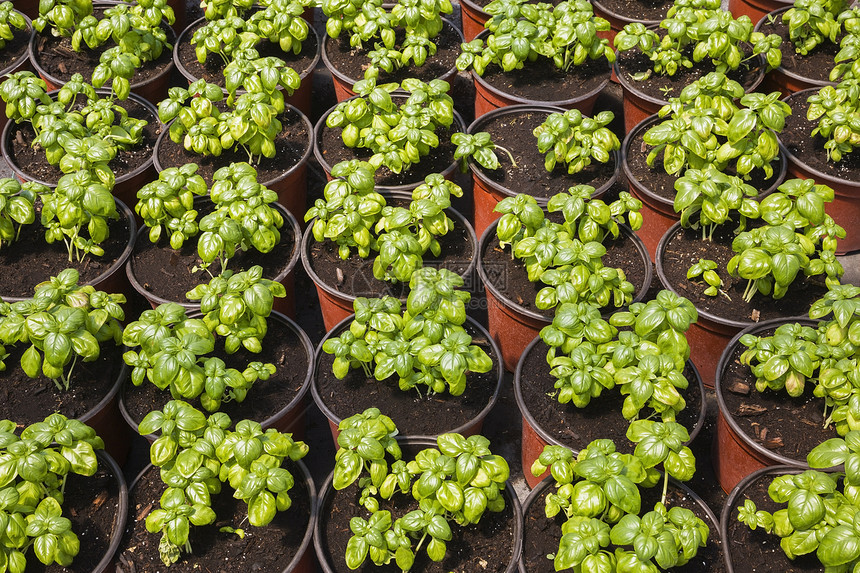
[
  {"left": 460, "top": 0, "right": 489, "bottom": 41},
  {"left": 514, "top": 336, "right": 706, "bottom": 489},
  {"left": 780, "top": 88, "right": 860, "bottom": 254},
  {"left": 173, "top": 16, "right": 320, "bottom": 117},
  {"left": 320, "top": 18, "right": 462, "bottom": 102},
  {"left": 713, "top": 319, "right": 817, "bottom": 493},
  {"left": 623, "top": 115, "right": 787, "bottom": 262},
  {"left": 727, "top": 0, "right": 791, "bottom": 26}
]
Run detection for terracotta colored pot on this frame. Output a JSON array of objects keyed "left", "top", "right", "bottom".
[
  {"left": 727, "top": 0, "right": 792, "bottom": 27},
  {"left": 301, "top": 196, "right": 478, "bottom": 332},
  {"left": 713, "top": 318, "right": 819, "bottom": 493},
  {"left": 127, "top": 458, "right": 317, "bottom": 573},
  {"left": 477, "top": 219, "right": 652, "bottom": 372},
  {"left": 173, "top": 16, "right": 320, "bottom": 117},
  {"left": 780, "top": 88, "right": 860, "bottom": 254},
  {"left": 460, "top": 0, "right": 489, "bottom": 41},
  {"left": 314, "top": 438, "right": 522, "bottom": 573},
  {"left": 0, "top": 12, "right": 34, "bottom": 135},
  {"left": 465, "top": 103, "right": 620, "bottom": 237},
  {"left": 519, "top": 470, "right": 722, "bottom": 572},
  {"left": 321, "top": 18, "right": 463, "bottom": 102},
  {"left": 119, "top": 309, "right": 315, "bottom": 444},
  {"left": 623, "top": 114, "right": 787, "bottom": 262},
  {"left": 312, "top": 315, "right": 504, "bottom": 444},
  {"left": 153, "top": 103, "right": 313, "bottom": 225},
  {"left": 126, "top": 200, "right": 302, "bottom": 318},
  {"left": 1, "top": 89, "right": 159, "bottom": 211},
  {"left": 514, "top": 336, "right": 707, "bottom": 489},
  {"left": 167, "top": 0, "right": 186, "bottom": 34},
  {"left": 28, "top": 3, "right": 176, "bottom": 105}
]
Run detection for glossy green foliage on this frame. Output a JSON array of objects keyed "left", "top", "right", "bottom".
[
  {"left": 533, "top": 110, "right": 620, "bottom": 175},
  {"left": 135, "top": 164, "right": 208, "bottom": 249},
  {"left": 0, "top": 2, "right": 26, "bottom": 51}
]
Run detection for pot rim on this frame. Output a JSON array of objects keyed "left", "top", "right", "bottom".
[
  {"left": 310, "top": 313, "right": 505, "bottom": 438},
  {"left": 312, "top": 94, "right": 465, "bottom": 193},
  {"left": 0, "top": 11, "right": 33, "bottom": 78},
  {"left": 126, "top": 199, "right": 301, "bottom": 309},
  {"left": 173, "top": 15, "right": 321, "bottom": 88},
  {"left": 622, "top": 114, "right": 788, "bottom": 210},
  {"left": 714, "top": 316, "right": 821, "bottom": 469},
  {"left": 119, "top": 309, "right": 315, "bottom": 441},
  {"left": 152, "top": 102, "right": 314, "bottom": 186},
  {"left": 513, "top": 334, "right": 708, "bottom": 454},
  {"left": 128, "top": 455, "right": 317, "bottom": 573},
  {"left": 519, "top": 466, "right": 720, "bottom": 572},
  {"left": 470, "top": 29, "right": 611, "bottom": 107},
  {"left": 27, "top": 1, "right": 177, "bottom": 94},
  {"left": 320, "top": 16, "right": 463, "bottom": 92},
  {"left": 300, "top": 193, "right": 478, "bottom": 308},
  {"left": 779, "top": 88, "right": 860, "bottom": 191},
  {"left": 464, "top": 103, "right": 621, "bottom": 203},
  {"left": 476, "top": 217, "right": 654, "bottom": 324},
  {"left": 314, "top": 437, "right": 523, "bottom": 573},
  {"left": 92, "top": 449, "right": 130, "bottom": 573},
  {"left": 0, "top": 89, "right": 160, "bottom": 189},
  {"left": 590, "top": 0, "right": 664, "bottom": 27}
]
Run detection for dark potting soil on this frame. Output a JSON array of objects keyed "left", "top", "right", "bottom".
[
  {"left": 319, "top": 479, "right": 516, "bottom": 573},
  {"left": 625, "top": 119, "right": 782, "bottom": 204},
  {"left": 128, "top": 210, "right": 296, "bottom": 304},
  {"left": 615, "top": 37, "right": 764, "bottom": 103},
  {"left": 478, "top": 56, "right": 610, "bottom": 104},
  {"left": 324, "top": 20, "right": 460, "bottom": 85},
  {"left": 0, "top": 203, "right": 132, "bottom": 297},
  {"left": 518, "top": 338, "right": 704, "bottom": 454},
  {"left": 29, "top": 458, "right": 123, "bottom": 573},
  {"left": 156, "top": 106, "right": 309, "bottom": 186},
  {"left": 307, "top": 211, "right": 474, "bottom": 301},
  {"left": 33, "top": 15, "right": 173, "bottom": 87},
  {"left": 315, "top": 321, "right": 500, "bottom": 436},
  {"left": 660, "top": 224, "right": 828, "bottom": 324},
  {"left": 780, "top": 91, "right": 860, "bottom": 185},
  {"left": 0, "top": 21, "right": 30, "bottom": 73},
  {"left": 472, "top": 108, "right": 617, "bottom": 199},
  {"left": 5, "top": 96, "right": 161, "bottom": 186},
  {"left": 480, "top": 227, "right": 650, "bottom": 320},
  {"left": 121, "top": 315, "right": 309, "bottom": 428},
  {"left": 758, "top": 12, "right": 840, "bottom": 85},
  {"left": 719, "top": 323, "right": 837, "bottom": 464},
  {"left": 522, "top": 481, "right": 725, "bottom": 573},
  {"left": 318, "top": 121, "right": 460, "bottom": 188},
  {"left": 593, "top": 0, "right": 672, "bottom": 22},
  {"left": 116, "top": 460, "right": 311, "bottom": 573},
  {"left": 176, "top": 18, "right": 319, "bottom": 85},
  {"left": 0, "top": 342, "right": 123, "bottom": 426}
]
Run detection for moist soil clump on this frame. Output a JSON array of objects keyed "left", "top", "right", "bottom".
[
  {"left": 660, "top": 224, "right": 828, "bottom": 324},
  {"left": 472, "top": 108, "right": 617, "bottom": 199},
  {"left": 324, "top": 20, "right": 460, "bottom": 85},
  {"left": 518, "top": 339, "right": 704, "bottom": 453},
  {"left": 156, "top": 106, "right": 309, "bottom": 185},
  {"left": 0, "top": 203, "right": 131, "bottom": 297},
  {"left": 116, "top": 460, "right": 311, "bottom": 573},
  {"left": 477, "top": 56, "right": 609, "bottom": 104}
]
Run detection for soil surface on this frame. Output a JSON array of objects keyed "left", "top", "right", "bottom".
[
  {"left": 471, "top": 108, "right": 617, "bottom": 199},
  {"left": 659, "top": 224, "right": 829, "bottom": 325},
  {"left": 0, "top": 203, "right": 132, "bottom": 298},
  {"left": 116, "top": 460, "right": 311, "bottom": 573},
  {"left": 315, "top": 319, "right": 500, "bottom": 436},
  {"left": 518, "top": 338, "right": 705, "bottom": 453},
  {"left": 724, "top": 470, "right": 825, "bottom": 572},
  {"left": 478, "top": 55, "right": 610, "bottom": 104},
  {"left": 176, "top": 18, "right": 319, "bottom": 85},
  {"left": 780, "top": 91, "right": 860, "bottom": 185},
  {"left": 0, "top": 20, "right": 30, "bottom": 73},
  {"left": 121, "top": 314, "right": 310, "bottom": 429},
  {"left": 128, "top": 202, "right": 297, "bottom": 304},
  {"left": 718, "top": 322, "right": 838, "bottom": 464},
  {"left": 325, "top": 19, "right": 460, "bottom": 85},
  {"left": 319, "top": 478, "right": 517, "bottom": 573},
  {"left": 758, "top": 11, "right": 840, "bottom": 85},
  {"left": 5, "top": 95, "right": 160, "bottom": 185},
  {"left": 593, "top": 0, "right": 672, "bottom": 22},
  {"left": 156, "top": 106, "right": 309, "bottom": 186},
  {"left": 522, "top": 479, "right": 726, "bottom": 573},
  {"left": 481, "top": 226, "right": 650, "bottom": 319}
]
